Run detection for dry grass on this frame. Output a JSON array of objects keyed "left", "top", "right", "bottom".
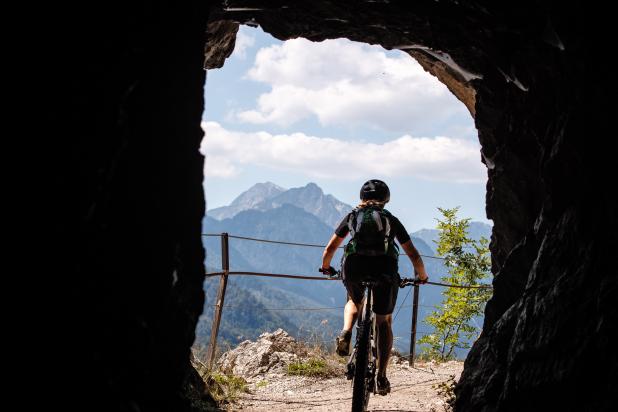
[
  {"left": 290, "top": 331, "right": 346, "bottom": 378},
  {"left": 433, "top": 374, "right": 457, "bottom": 412},
  {"left": 191, "top": 349, "right": 249, "bottom": 405},
  {"left": 205, "top": 372, "right": 249, "bottom": 403}
]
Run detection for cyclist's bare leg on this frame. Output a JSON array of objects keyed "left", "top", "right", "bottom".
[
  {"left": 342, "top": 298, "right": 363, "bottom": 332},
  {"left": 375, "top": 314, "right": 393, "bottom": 377}
]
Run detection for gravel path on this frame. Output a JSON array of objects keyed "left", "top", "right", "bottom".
[{"left": 227, "top": 360, "right": 463, "bottom": 412}]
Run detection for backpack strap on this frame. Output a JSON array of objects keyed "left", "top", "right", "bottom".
[
  {"left": 379, "top": 210, "right": 394, "bottom": 254},
  {"left": 355, "top": 212, "right": 364, "bottom": 234},
  {"left": 371, "top": 210, "right": 383, "bottom": 231},
  {"left": 384, "top": 213, "right": 391, "bottom": 238},
  {"left": 381, "top": 209, "right": 393, "bottom": 238},
  {"left": 347, "top": 208, "right": 359, "bottom": 238}
]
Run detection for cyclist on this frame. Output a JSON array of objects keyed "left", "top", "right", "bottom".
[{"left": 321, "top": 179, "right": 429, "bottom": 395}]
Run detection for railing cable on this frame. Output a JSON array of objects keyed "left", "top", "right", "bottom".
[
  {"left": 202, "top": 232, "right": 446, "bottom": 260},
  {"left": 204, "top": 270, "right": 491, "bottom": 289}
]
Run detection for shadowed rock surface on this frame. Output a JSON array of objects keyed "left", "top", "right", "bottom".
[{"left": 41, "top": 1, "right": 615, "bottom": 411}]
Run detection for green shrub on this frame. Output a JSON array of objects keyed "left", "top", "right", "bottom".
[
  {"left": 205, "top": 372, "right": 248, "bottom": 403},
  {"left": 287, "top": 358, "right": 331, "bottom": 377},
  {"left": 418, "top": 207, "right": 492, "bottom": 361}
]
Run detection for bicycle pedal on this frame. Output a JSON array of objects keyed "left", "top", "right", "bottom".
[
  {"left": 368, "top": 378, "right": 376, "bottom": 392},
  {"left": 345, "top": 363, "right": 355, "bottom": 380},
  {"left": 376, "top": 376, "right": 391, "bottom": 396}
]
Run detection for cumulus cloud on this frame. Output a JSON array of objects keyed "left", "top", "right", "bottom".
[
  {"left": 204, "top": 154, "right": 239, "bottom": 178},
  {"left": 200, "top": 122, "right": 485, "bottom": 183},
  {"left": 235, "top": 38, "right": 468, "bottom": 132},
  {"left": 231, "top": 28, "right": 255, "bottom": 60}
]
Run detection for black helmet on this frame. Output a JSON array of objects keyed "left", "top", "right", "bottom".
[{"left": 360, "top": 179, "right": 390, "bottom": 202}]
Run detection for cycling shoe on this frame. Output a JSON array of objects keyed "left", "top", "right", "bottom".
[
  {"left": 336, "top": 330, "right": 352, "bottom": 356},
  {"left": 376, "top": 376, "right": 391, "bottom": 395}
]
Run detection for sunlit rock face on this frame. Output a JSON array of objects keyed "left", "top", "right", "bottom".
[{"left": 42, "top": 0, "right": 614, "bottom": 411}]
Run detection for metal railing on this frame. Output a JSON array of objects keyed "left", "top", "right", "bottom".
[{"left": 202, "top": 232, "right": 491, "bottom": 367}]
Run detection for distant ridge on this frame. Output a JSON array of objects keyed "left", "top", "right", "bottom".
[{"left": 412, "top": 221, "right": 492, "bottom": 253}]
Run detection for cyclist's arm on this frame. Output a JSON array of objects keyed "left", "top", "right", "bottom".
[
  {"left": 322, "top": 234, "right": 345, "bottom": 269},
  {"left": 401, "top": 240, "right": 429, "bottom": 282}
]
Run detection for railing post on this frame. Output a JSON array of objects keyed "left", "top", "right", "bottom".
[
  {"left": 207, "top": 232, "right": 229, "bottom": 368},
  {"left": 409, "top": 283, "right": 420, "bottom": 367}
]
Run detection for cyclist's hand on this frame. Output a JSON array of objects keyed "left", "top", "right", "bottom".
[
  {"left": 319, "top": 266, "right": 336, "bottom": 276},
  {"left": 416, "top": 272, "right": 429, "bottom": 284}
]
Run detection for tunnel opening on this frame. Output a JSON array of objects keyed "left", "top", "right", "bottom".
[
  {"left": 197, "top": 22, "right": 492, "bottom": 371},
  {"left": 43, "top": 1, "right": 615, "bottom": 411}
]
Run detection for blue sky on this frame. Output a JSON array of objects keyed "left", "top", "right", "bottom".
[{"left": 201, "top": 26, "right": 490, "bottom": 232}]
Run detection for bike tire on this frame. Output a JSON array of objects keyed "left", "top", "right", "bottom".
[{"left": 351, "top": 321, "right": 371, "bottom": 412}]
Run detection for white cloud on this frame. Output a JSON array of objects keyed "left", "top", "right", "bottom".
[
  {"left": 234, "top": 38, "right": 468, "bottom": 132},
  {"left": 200, "top": 122, "right": 485, "bottom": 183},
  {"left": 204, "top": 154, "right": 239, "bottom": 178},
  {"left": 231, "top": 28, "right": 255, "bottom": 60}
]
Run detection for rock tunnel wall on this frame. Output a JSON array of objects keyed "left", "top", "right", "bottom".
[
  {"left": 40, "top": 1, "right": 213, "bottom": 411},
  {"left": 205, "top": 2, "right": 616, "bottom": 410},
  {"left": 39, "top": 1, "right": 615, "bottom": 411}
]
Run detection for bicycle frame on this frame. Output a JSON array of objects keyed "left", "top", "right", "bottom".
[
  {"left": 347, "top": 280, "right": 379, "bottom": 411},
  {"left": 321, "top": 269, "right": 414, "bottom": 411},
  {"left": 350, "top": 274, "right": 420, "bottom": 375},
  {"left": 362, "top": 285, "right": 378, "bottom": 394}
]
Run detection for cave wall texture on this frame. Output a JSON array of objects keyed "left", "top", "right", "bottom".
[
  {"left": 39, "top": 0, "right": 615, "bottom": 411},
  {"left": 40, "top": 1, "right": 215, "bottom": 411}
]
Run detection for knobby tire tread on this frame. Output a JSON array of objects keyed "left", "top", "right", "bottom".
[{"left": 351, "top": 321, "right": 371, "bottom": 412}]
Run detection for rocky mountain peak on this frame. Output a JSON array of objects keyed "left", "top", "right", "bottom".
[
  {"left": 230, "top": 182, "right": 286, "bottom": 208},
  {"left": 304, "top": 182, "right": 322, "bottom": 192},
  {"left": 208, "top": 182, "right": 286, "bottom": 220},
  {"left": 208, "top": 182, "right": 352, "bottom": 227}
]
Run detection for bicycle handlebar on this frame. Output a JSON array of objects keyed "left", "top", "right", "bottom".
[
  {"left": 318, "top": 267, "right": 426, "bottom": 286},
  {"left": 399, "top": 275, "right": 427, "bottom": 288},
  {"left": 319, "top": 267, "right": 341, "bottom": 279}
]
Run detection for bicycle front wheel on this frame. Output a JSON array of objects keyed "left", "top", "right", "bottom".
[{"left": 351, "top": 321, "right": 371, "bottom": 412}]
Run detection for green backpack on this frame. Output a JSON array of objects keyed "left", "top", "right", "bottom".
[{"left": 344, "top": 206, "right": 399, "bottom": 259}]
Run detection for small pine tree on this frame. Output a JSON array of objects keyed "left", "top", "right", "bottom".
[{"left": 418, "top": 207, "right": 492, "bottom": 361}]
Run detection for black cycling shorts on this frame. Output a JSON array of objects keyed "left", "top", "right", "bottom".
[{"left": 342, "top": 254, "right": 399, "bottom": 315}]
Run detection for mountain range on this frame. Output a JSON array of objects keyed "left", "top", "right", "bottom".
[
  {"left": 198, "top": 182, "right": 492, "bottom": 357},
  {"left": 412, "top": 221, "right": 492, "bottom": 254},
  {"left": 208, "top": 182, "right": 353, "bottom": 227}
]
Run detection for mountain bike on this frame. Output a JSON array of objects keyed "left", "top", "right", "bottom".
[{"left": 319, "top": 268, "right": 423, "bottom": 412}]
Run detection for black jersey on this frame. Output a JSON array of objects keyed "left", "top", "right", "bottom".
[{"left": 335, "top": 208, "right": 411, "bottom": 245}]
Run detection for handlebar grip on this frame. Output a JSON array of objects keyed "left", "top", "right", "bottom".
[
  {"left": 399, "top": 276, "right": 426, "bottom": 287},
  {"left": 319, "top": 267, "right": 341, "bottom": 278}
]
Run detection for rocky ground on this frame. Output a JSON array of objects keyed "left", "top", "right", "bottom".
[
  {"left": 233, "top": 359, "right": 462, "bottom": 412},
  {"left": 206, "top": 329, "right": 463, "bottom": 412}
]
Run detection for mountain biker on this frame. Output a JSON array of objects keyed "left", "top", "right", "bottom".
[{"left": 321, "top": 179, "right": 429, "bottom": 396}]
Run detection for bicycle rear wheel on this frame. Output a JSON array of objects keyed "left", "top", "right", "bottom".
[{"left": 351, "top": 320, "right": 371, "bottom": 412}]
